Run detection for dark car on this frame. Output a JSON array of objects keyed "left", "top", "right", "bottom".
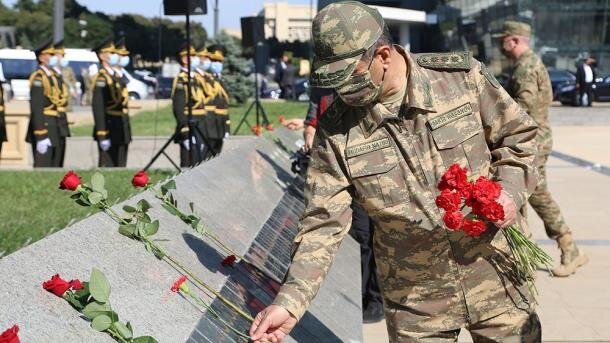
[
  {"left": 156, "top": 75, "right": 173, "bottom": 99},
  {"left": 592, "top": 75, "right": 610, "bottom": 101},
  {"left": 294, "top": 77, "right": 309, "bottom": 101},
  {"left": 551, "top": 69, "right": 580, "bottom": 106}
]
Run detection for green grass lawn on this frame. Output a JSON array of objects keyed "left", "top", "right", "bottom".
[
  {"left": 70, "top": 101, "right": 309, "bottom": 137},
  {"left": 0, "top": 169, "right": 175, "bottom": 258}
]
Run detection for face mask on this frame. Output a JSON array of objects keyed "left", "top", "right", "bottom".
[
  {"left": 59, "top": 57, "right": 69, "bottom": 67},
  {"left": 119, "top": 56, "right": 130, "bottom": 67},
  {"left": 189, "top": 56, "right": 200, "bottom": 69},
  {"left": 108, "top": 53, "right": 120, "bottom": 66},
  {"left": 48, "top": 55, "right": 58, "bottom": 67},
  {"left": 337, "top": 56, "right": 385, "bottom": 107},
  {"left": 210, "top": 61, "right": 223, "bottom": 74},
  {"left": 201, "top": 59, "right": 211, "bottom": 71}
]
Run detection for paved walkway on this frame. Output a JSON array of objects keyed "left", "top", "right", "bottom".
[{"left": 363, "top": 106, "right": 610, "bottom": 342}]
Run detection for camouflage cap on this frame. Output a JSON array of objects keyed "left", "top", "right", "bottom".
[
  {"left": 493, "top": 20, "right": 531, "bottom": 38},
  {"left": 310, "top": 1, "right": 384, "bottom": 88}
]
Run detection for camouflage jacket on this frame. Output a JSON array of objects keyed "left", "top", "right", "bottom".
[
  {"left": 506, "top": 49, "right": 553, "bottom": 152},
  {"left": 273, "top": 46, "right": 539, "bottom": 331}
]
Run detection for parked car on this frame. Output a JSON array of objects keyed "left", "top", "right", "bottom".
[
  {"left": 551, "top": 69, "right": 580, "bottom": 106},
  {"left": 156, "top": 75, "right": 173, "bottom": 99},
  {"left": 0, "top": 48, "right": 37, "bottom": 100},
  {"left": 592, "top": 75, "right": 610, "bottom": 101}
]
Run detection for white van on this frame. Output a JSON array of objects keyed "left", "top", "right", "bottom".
[{"left": 0, "top": 48, "right": 37, "bottom": 100}]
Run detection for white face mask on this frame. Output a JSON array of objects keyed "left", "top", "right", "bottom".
[
  {"left": 189, "top": 56, "right": 200, "bottom": 69},
  {"left": 59, "top": 57, "right": 69, "bottom": 67},
  {"left": 119, "top": 56, "right": 130, "bottom": 67},
  {"left": 108, "top": 53, "right": 120, "bottom": 66},
  {"left": 201, "top": 59, "right": 211, "bottom": 71},
  {"left": 48, "top": 55, "right": 58, "bottom": 67},
  {"left": 210, "top": 61, "right": 223, "bottom": 74}
]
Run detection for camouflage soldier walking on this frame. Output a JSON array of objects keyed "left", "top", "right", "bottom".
[
  {"left": 250, "top": 2, "right": 541, "bottom": 342},
  {"left": 498, "top": 21, "right": 588, "bottom": 277},
  {"left": 27, "top": 39, "right": 62, "bottom": 168}
]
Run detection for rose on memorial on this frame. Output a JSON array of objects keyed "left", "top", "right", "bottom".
[
  {"left": 42, "top": 274, "right": 72, "bottom": 297},
  {"left": 59, "top": 171, "right": 81, "bottom": 191},
  {"left": 0, "top": 324, "right": 20, "bottom": 343},
  {"left": 278, "top": 115, "right": 285, "bottom": 124},
  {"left": 221, "top": 255, "right": 237, "bottom": 267},
  {"left": 131, "top": 170, "right": 149, "bottom": 188}
]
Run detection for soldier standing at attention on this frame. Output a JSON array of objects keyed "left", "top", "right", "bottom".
[
  {"left": 194, "top": 47, "right": 217, "bottom": 160},
  {"left": 206, "top": 45, "right": 230, "bottom": 158},
  {"left": 172, "top": 44, "right": 206, "bottom": 167},
  {"left": 91, "top": 39, "right": 131, "bottom": 167},
  {"left": 51, "top": 39, "right": 71, "bottom": 167},
  {"left": 27, "top": 39, "right": 61, "bottom": 168},
  {"left": 114, "top": 37, "right": 131, "bottom": 103},
  {"left": 498, "top": 21, "right": 588, "bottom": 277},
  {"left": 0, "top": 78, "right": 5, "bottom": 160},
  {"left": 250, "top": 2, "right": 541, "bottom": 342}
]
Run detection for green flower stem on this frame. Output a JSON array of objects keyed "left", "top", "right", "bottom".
[
  {"left": 182, "top": 288, "right": 252, "bottom": 340},
  {"left": 106, "top": 327, "right": 129, "bottom": 343},
  {"left": 95, "top": 199, "right": 254, "bottom": 323}
]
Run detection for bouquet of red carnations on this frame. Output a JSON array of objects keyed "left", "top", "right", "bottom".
[{"left": 435, "top": 164, "right": 553, "bottom": 298}]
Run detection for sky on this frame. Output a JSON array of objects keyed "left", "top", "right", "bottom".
[{"left": 1, "top": 0, "right": 314, "bottom": 35}]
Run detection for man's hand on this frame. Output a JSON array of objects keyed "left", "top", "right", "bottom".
[
  {"left": 36, "top": 138, "right": 52, "bottom": 154},
  {"left": 303, "top": 125, "right": 316, "bottom": 153},
  {"left": 495, "top": 190, "right": 517, "bottom": 228},
  {"left": 99, "top": 139, "right": 111, "bottom": 152},
  {"left": 249, "top": 305, "right": 297, "bottom": 343},
  {"left": 281, "top": 118, "right": 304, "bottom": 131}
]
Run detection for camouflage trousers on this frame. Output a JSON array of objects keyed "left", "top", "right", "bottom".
[
  {"left": 385, "top": 305, "right": 541, "bottom": 343},
  {"left": 528, "top": 151, "right": 571, "bottom": 240}
]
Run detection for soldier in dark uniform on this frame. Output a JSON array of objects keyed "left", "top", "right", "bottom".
[
  {"left": 91, "top": 38, "right": 131, "bottom": 167},
  {"left": 114, "top": 37, "right": 131, "bottom": 102},
  {"left": 51, "top": 39, "right": 71, "bottom": 167},
  {"left": 194, "top": 47, "right": 220, "bottom": 160},
  {"left": 205, "top": 45, "right": 230, "bottom": 159},
  {"left": 172, "top": 43, "right": 207, "bottom": 167},
  {"left": 26, "top": 39, "right": 62, "bottom": 168},
  {"left": 0, "top": 79, "right": 5, "bottom": 160}
]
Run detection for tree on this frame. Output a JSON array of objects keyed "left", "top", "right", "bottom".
[{"left": 209, "top": 30, "right": 253, "bottom": 104}]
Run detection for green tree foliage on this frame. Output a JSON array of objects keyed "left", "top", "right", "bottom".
[{"left": 209, "top": 30, "right": 253, "bottom": 104}]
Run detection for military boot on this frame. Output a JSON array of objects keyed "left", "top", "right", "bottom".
[{"left": 552, "top": 233, "right": 588, "bottom": 277}]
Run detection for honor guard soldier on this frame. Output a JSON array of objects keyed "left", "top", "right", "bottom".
[
  {"left": 91, "top": 38, "right": 132, "bottom": 167},
  {"left": 205, "top": 44, "right": 230, "bottom": 158},
  {"left": 0, "top": 78, "right": 5, "bottom": 160},
  {"left": 172, "top": 43, "right": 207, "bottom": 167},
  {"left": 194, "top": 47, "right": 220, "bottom": 160},
  {"left": 26, "top": 39, "right": 62, "bottom": 167},
  {"left": 251, "top": 2, "right": 542, "bottom": 342},
  {"left": 114, "top": 37, "right": 131, "bottom": 99},
  {"left": 51, "top": 39, "right": 71, "bottom": 167}
]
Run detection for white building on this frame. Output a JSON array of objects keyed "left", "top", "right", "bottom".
[{"left": 259, "top": 2, "right": 315, "bottom": 42}]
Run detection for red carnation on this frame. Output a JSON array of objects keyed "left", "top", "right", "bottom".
[
  {"left": 266, "top": 123, "right": 274, "bottom": 132},
  {"left": 469, "top": 176, "right": 502, "bottom": 205},
  {"left": 0, "top": 324, "right": 19, "bottom": 343},
  {"left": 279, "top": 115, "right": 285, "bottom": 124},
  {"left": 252, "top": 125, "right": 263, "bottom": 136},
  {"left": 438, "top": 164, "right": 469, "bottom": 192},
  {"left": 443, "top": 211, "right": 464, "bottom": 231},
  {"left": 171, "top": 275, "right": 188, "bottom": 293},
  {"left": 221, "top": 255, "right": 237, "bottom": 267},
  {"left": 42, "top": 274, "right": 71, "bottom": 297},
  {"left": 131, "top": 170, "right": 149, "bottom": 188},
  {"left": 473, "top": 201, "right": 505, "bottom": 223},
  {"left": 59, "top": 171, "right": 81, "bottom": 191},
  {"left": 463, "top": 220, "right": 487, "bottom": 237},
  {"left": 69, "top": 279, "right": 84, "bottom": 291},
  {"left": 435, "top": 189, "right": 462, "bottom": 212}
]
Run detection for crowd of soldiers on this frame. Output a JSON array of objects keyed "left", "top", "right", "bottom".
[{"left": 0, "top": 38, "right": 229, "bottom": 168}]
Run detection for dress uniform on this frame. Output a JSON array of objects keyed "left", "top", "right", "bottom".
[
  {"left": 256, "top": 2, "right": 542, "bottom": 342},
  {"left": 114, "top": 37, "right": 131, "bottom": 100},
  {"left": 91, "top": 39, "right": 131, "bottom": 167},
  {"left": 0, "top": 80, "right": 5, "bottom": 159},
  {"left": 51, "top": 39, "right": 71, "bottom": 167},
  {"left": 172, "top": 44, "right": 206, "bottom": 167},
  {"left": 26, "top": 39, "right": 63, "bottom": 168},
  {"left": 206, "top": 45, "right": 230, "bottom": 159},
  {"left": 499, "top": 21, "right": 588, "bottom": 277}
]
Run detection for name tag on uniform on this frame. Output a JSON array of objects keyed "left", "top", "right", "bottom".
[
  {"left": 428, "top": 103, "right": 473, "bottom": 130},
  {"left": 346, "top": 138, "right": 391, "bottom": 158}
]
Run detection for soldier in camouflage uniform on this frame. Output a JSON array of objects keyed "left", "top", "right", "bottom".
[
  {"left": 251, "top": 2, "right": 542, "bottom": 342},
  {"left": 498, "top": 21, "right": 588, "bottom": 277}
]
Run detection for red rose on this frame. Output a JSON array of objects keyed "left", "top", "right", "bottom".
[
  {"left": 469, "top": 176, "right": 502, "bottom": 205},
  {"left": 69, "top": 279, "right": 84, "bottom": 291},
  {"left": 0, "top": 325, "right": 19, "bottom": 343},
  {"left": 221, "top": 255, "right": 237, "bottom": 267},
  {"left": 473, "top": 201, "right": 505, "bottom": 222},
  {"left": 42, "top": 274, "right": 71, "bottom": 297},
  {"left": 279, "top": 115, "right": 285, "bottom": 124},
  {"left": 435, "top": 189, "right": 462, "bottom": 212},
  {"left": 463, "top": 220, "right": 487, "bottom": 237},
  {"left": 171, "top": 275, "right": 188, "bottom": 293},
  {"left": 443, "top": 211, "right": 464, "bottom": 231},
  {"left": 438, "top": 164, "right": 469, "bottom": 192},
  {"left": 59, "top": 171, "right": 81, "bottom": 191},
  {"left": 252, "top": 125, "right": 263, "bottom": 136},
  {"left": 266, "top": 123, "right": 274, "bottom": 132},
  {"left": 131, "top": 170, "right": 149, "bottom": 188}
]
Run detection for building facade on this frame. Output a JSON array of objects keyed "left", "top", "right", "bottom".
[{"left": 259, "top": 2, "right": 315, "bottom": 42}]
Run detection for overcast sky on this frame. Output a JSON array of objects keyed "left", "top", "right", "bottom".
[{"left": 1, "top": 0, "right": 314, "bottom": 34}]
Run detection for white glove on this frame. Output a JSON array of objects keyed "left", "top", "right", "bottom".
[
  {"left": 36, "top": 138, "right": 52, "bottom": 155},
  {"left": 182, "top": 136, "right": 196, "bottom": 151},
  {"left": 99, "top": 139, "right": 111, "bottom": 152},
  {"left": 224, "top": 132, "right": 230, "bottom": 139}
]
